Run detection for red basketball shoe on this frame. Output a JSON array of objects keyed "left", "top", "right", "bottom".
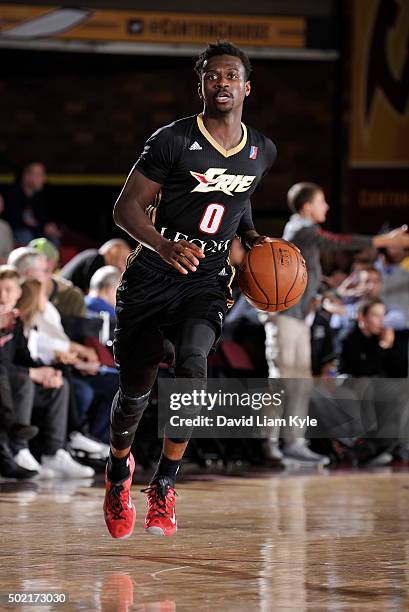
[
  {"left": 142, "top": 477, "right": 177, "bottom": 536},
  {"left": 103, "top": 453, "right": 136, "bottom": 539}
]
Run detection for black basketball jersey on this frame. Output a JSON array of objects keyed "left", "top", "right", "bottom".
[{"left": 129, "top": 113, "right": 277, "bottom": 277}]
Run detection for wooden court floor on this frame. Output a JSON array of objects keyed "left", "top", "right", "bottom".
[{"left": 0, "top": 469, "right": 409, "bottom": 611}]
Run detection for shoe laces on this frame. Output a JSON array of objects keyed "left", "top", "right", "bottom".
[
  {"left": 108, "top": 484, "right": 127, "bottom": 520},
  {"left": 141, "top": 479, "right": 176, "bottom": 518}
]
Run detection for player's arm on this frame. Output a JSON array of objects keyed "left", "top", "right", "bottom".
[
  {"left": 113, "top": 167, "right": 204, "bottom": 275},
  {"left": 238, "top": 200, "right": 273, "bottom": 248}
]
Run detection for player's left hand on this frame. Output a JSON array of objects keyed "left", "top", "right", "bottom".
[{"left": 249, "top": 235, "right": 274, "bottom": 247}]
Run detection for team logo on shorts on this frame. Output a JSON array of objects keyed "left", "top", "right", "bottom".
[{"left": 190, "top": 168, "right": 256, "bottom": 196}]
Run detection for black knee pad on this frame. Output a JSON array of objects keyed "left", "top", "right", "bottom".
[
  {"left": 110, "top": 389, "right": 150, "bottom": 450},
  {"left": 175, "top": 350, "right": 207, "bottom": 379}
]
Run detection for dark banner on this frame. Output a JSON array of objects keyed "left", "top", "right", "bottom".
[{"left": 348, "top": 0, "right": 409, "bottom": 232}]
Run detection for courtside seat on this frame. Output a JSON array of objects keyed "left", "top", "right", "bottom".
[{"left": 218, "top": 340, "right": 255, "bottom": 371}]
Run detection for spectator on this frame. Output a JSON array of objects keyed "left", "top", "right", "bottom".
[
  {"left": 8, "top": 248, "right": 114, "bottom": 449},
  {"left": 8, "top": 247, "right": 48, "bottom": 283},
  {"left": 0, "top": 310, "right": 39, "bottom": 479},
  {"left": 375, "top": 245, "right": 409, "bottom": 326},
  {"left": 339, "top": 299, "right": 408, "bottom": 463},
  {"left": 16, "top": 279, "right": 98, "bottom": 446},
  {"left": 310, "top": 292, "right": 343, "bottom": 376},
  {"left": 0, "top": 265, "right": 94, "bottom": 478},
  {"left": 85, "top": 265, "right": 121, "bottom": 319},
  {"left": 340, "top": 299, "right": 394, "bottom": 376},
  {"left": 29, "top": 237, "right": 86, "bottom": 317},
  {"left": 15, "top": 271, "right": 116, "bottom": 446},
  {"left": 60, "top": 239, "right": 131, "bottom": 293},
  {"left": 260, "top": 182, "right": 409, "bottom": 466},
  {"left": 2, "top": 162, "right": 61, "bottom": 245},
  {"left": 330, "top": 267, "right": 406, "bottom": 356},
  {"left": 0, "top": 195, "right": 14, "bottom": 263}
]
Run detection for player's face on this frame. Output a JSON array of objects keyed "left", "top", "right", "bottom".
[
  {"left": 309, "top": 190, "right": 329, "bottom": 223},
  {"left": 199, "top": 55, "right": 250, "bottom": 114}
]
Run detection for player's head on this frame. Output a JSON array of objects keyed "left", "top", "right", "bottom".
[
  {"left": 358, "top": 299, "right": 385, "bottom": 336},
  {"left": 287, "top": 182, "right": 329, "bottom": 224},
  {"left": 195, "top": 42, "right": 252, "bottom": 114}
]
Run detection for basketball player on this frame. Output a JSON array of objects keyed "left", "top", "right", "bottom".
[{"left": 103, "top": 41, "right": 277, "bottom": 538}]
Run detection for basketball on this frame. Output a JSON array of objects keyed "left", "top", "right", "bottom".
[{"left": 238, "top": 239, "right": 308, "bottom": 312}]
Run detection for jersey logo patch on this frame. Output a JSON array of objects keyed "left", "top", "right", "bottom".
[
  {"left": 249, "top": 146, "right": 258, "bottom": 159},
  {"left": 189, "top": 141, "right": 202, "bottom": 150},
  {"left": 190, "top": 168, "right": 256, "bottom": 196}
]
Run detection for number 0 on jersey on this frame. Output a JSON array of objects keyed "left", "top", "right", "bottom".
[{"left": 198, "top": 203, "right": 226, "bottom": 235}]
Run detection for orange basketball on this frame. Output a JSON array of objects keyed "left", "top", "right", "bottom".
[{"left": 238, "top": 239, "right": 308, "bottom": 312}]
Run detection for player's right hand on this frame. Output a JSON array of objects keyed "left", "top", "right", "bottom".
[{"left": 157, "top": 239, "right": 205, "bottom": 275}]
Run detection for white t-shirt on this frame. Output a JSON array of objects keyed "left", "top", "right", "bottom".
[{"left": 27, "top": 301, "right": 70, "bottom": 364}]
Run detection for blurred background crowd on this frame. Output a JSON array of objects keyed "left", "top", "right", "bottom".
[
  {"left": 0, "top": 0, "right": 408, "bottom": 479},
  {"left": 0, "top": 163, "right": 408, "bottom": 479}
]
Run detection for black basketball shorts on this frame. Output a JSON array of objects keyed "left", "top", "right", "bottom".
[{"left": 114, "top": 260, "right": 232, "bottom": 371}]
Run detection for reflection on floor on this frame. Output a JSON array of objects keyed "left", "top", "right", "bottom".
[{"left": 1, "top": 468, "right": 409, "bottom": 611}]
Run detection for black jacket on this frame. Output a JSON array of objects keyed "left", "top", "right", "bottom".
[
  {"left": 0, "top": 318, "right": 40, "bottom": 370},
  {"left": 340, "top": 324, "right": 387, "bottom": 377},
  {"left": 60, "top": 249, "right": 104, "bottom": 293},
  {"left": 3, "top": 183, "right": 47, "bottom": 231}
]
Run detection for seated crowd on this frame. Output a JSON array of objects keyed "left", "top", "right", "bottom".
[
  {"left": 1, "top": 163, "right": 408, "bottom": 478},
  {"left": 224, "top": 244, "right": 409, "bottom": 467},
  {"left": 0, "top": 235, "right": 131, "bottom": 480}
]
